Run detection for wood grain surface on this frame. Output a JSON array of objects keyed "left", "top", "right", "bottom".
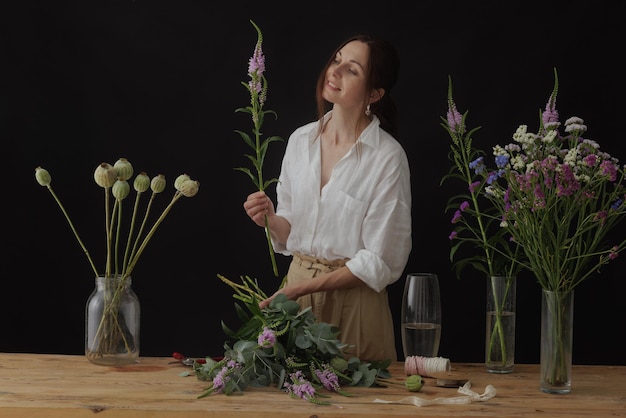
[{"left": 0, "top": 353, "right": 624, "bottom": 417}]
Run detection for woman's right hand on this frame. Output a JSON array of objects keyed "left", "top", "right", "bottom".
[{"left": 243, "top": 190, "right": 275, "bottom": 227}]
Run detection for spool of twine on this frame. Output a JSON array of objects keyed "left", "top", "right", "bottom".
[{"left": 404, "top": 355, "right": 451, "bottom": 377}]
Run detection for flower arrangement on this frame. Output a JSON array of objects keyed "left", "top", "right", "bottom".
[
  {"left": 441, "top": 76, "right": 525, "bottom": 370},
  {"left": 234, "top": 20, "right": 283, "bottom": 277},
  {"left": 441, "top": 75, "right": 525, "bottom": 279},
  {"left": 444, "top": 68, "right": 626, "bottom": 388},
  {"left": 190, "top": 275, "right": 393, "bottom": 405},
  {"left": 35, "top": 159, "right": 200, "bottom": 363},
  {"left": 480, "top": 69, "right": 625, "bottom": 291}
]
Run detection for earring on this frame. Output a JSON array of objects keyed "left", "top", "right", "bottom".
[{"left": 365, "top": 104, "right": 371, "bottom": 117}]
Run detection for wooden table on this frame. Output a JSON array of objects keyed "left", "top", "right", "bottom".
[{"left": 0, "top": 353, "right": 624, "bottom": 417}]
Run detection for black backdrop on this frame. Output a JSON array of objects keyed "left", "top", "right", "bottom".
[{"left": 3, "top": 1, "right": 625, "bottom": 365}]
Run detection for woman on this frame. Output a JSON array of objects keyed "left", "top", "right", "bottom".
[{"left": 243, "top": 34, "right": 412, "bottom": 361}]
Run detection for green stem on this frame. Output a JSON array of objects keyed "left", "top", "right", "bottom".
[
  {"left": 124, "top": 191, "right": 183, "bottom": 277},
  {"left": 45, "top": 186, "right": 99, "bottom": 277},
  {"left": 114, "top": 200, "right": 123, "bottom": 276},
  {"left": 264, "top": 214, "right": 278, "bottom": 277},
  {"left": 487, "top": 277, "right": 512, "bottom": 366},
  {"left": 122, "top": 192, "right": 143, "bottom": 277},
  {"left": 104, "top": 187, "right": 112, "bottom": 277},
  {"left": 129, "top": 192, "right": 156, "bottom": 268}
]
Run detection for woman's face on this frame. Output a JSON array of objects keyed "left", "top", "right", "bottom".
[{"left": 322, "top": 40, "right": 370, "bottom": 111}]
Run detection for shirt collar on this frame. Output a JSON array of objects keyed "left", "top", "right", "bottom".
[{"left": 307, "top": 111, "right": 381, "bottom": 148}]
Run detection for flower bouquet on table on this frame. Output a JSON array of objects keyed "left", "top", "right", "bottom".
[
  {"left": 191, "top": 275, "right": 392, "bottom": 405},
  {"left": 441, "top": 76, "right": 526, "bottom": 372},
  {"left": 35, "top": 159, "right": 200, "bottom": 364},
  {"left": 453, "top": 68, "right": 625, "bottom": 389}
]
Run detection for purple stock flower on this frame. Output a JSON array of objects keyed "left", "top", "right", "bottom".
[
  {"left": 212, "top": 366, "right": 230, "bottom": 393},
  {"left": 248, "top": 44, "right": 265, "bottom": 78},
  {"left": 469, "top": 181, "right": 481, "bottom": 193},
  {"left": 542, "top": 80, "right": 559, "bottom": 127},
  {"left": 447, "top": 103, "right": 464, "bottom": 134},
  {"left": 284, "top": 371, "right": 316, "bottom": 401},
  {"left": 315, "top": 365, "right": 340, "bottom": 391},
  {"left": 258, "top": 326, "right": 277, "bottom": 348},
  {"left": 451, "top": 209, "right": 462, "bottom": 224}
]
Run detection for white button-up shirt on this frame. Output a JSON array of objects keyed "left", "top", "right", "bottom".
[{"left": 273, "top": 113, "right": 412, "bottom": 292}]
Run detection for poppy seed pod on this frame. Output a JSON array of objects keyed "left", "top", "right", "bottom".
[
  {"left": 174, "top": 174, "right": 191, "bottom": 191},
  {"left": 113, "top": 158, "right": 134, "bottom": 181},
  {"left": 133, "top": 172, "right": 150, "bottom": 193},
  {"left": 179, "top": 179, "right": 200, "bottom": 197},
  {"left": 35, "top": 166, "right": 52, "bottom": 187},
  {"left": 94, "top": 163, "right": 117, "bottom": 188},
  {"left": 150, "top": 174, "right": 166, "bottom": 193},
  {"left": 112, "top": 179, "right": 130, "bottom": 200}
]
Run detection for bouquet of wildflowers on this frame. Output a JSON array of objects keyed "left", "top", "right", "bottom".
[
  {"left": 482, "top": 69, "right": 625, "bottom": 292},
  {"left": 441, "top": 76, "right": 525, "bottom": 280},
  {"left": 475, "top": 68, "right": 626, "bottom": 389},
  {"left": 441, "top": 77, "right": 525, "bottom": 369},
  {"left": 192, "top": 275, "right": 391, "bottom": 405},
  {"left": 234, "top": 20, "right": 283, "bottom": 277}
]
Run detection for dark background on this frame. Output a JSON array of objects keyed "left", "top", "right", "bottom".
[{"left": 3, "top": 1, "right": 624, "bottom": 365}]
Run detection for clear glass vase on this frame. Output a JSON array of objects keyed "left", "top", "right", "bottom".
[
  {"left": 540, "top": 289, "right": 574, "bottom": 394},
  {"left": 85, "top": 275, "right": 140, "bottom": 366},
  {"left": 485, "top": 276, "right": 516, "bottom": 373},
  {"left": 401, "top": 273, "right": 442, "bottom": 358}
]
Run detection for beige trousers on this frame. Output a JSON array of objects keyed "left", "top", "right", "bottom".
[{"left": 288, "top": 253, "right": 397, "bottom": 362}]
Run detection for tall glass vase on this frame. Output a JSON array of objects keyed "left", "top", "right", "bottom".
[
  {"left": 540, "top": 289, "right": 574, "bottom": 394},
  {"left": 401, "top": 273, "right": 442, "bottom": 358},
  {"left": 485, "top": 276, "right": 516, "bottom": 373},
  {"left": 85, "top": 275, "right": 140, "bottom": 366}
]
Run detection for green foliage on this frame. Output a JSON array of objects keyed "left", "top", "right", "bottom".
[{"left": 194, "top": 275, "right": 391, "bottom": 404}]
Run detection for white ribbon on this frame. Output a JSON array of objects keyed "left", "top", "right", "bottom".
[{"left": 373, "top": 382, "right": 496, "bottom": 407}]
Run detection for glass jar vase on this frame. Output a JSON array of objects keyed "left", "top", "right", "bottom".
[{"left": 85, "top": 275, "right": 140, "bottom": 366}]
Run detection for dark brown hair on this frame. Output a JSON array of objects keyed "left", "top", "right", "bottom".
[{"left": 315, "top": 34, "right": 400, "bottom": 139}]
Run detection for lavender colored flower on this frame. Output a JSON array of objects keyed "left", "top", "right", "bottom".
[
  {"left": 284, "top": 371, "right": 316, "bottom": 401},
  {"left": 248, "top": 45, "right": 265, "bottom": 78},
  {"left": 212, "top": 366, "right": 230, "bottom": 393},
  {"left": 258, "top": 326, "right": 277, "bottom": 348},
  {"left": 469, "top": 181, "right": 481, "bottom": 193},
  {"left": 315, "top": 365, "right": 340, "bottom": 391},
  {"left": 542, "top": 83, "right": 559, "bottom": 127},
  {"left": 447, "top": 103, "right": 464, "bottom": 134}
]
